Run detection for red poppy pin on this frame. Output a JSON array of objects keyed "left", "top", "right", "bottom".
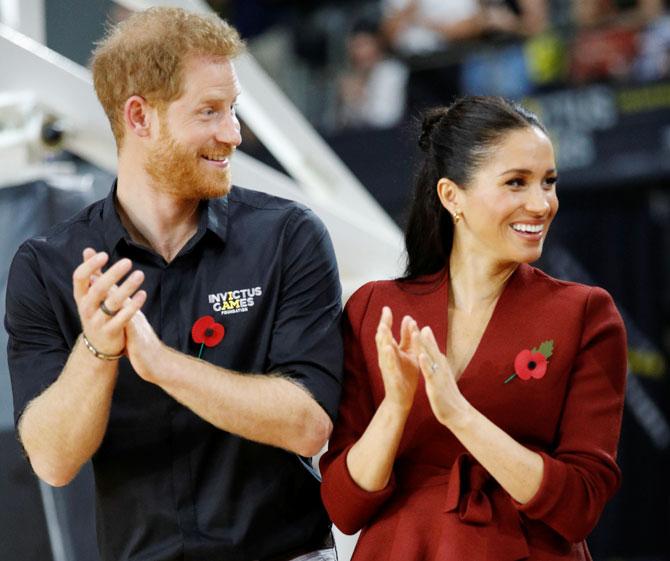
[
  {"left": 504, "top": 340, "right": 554, "bottom": 384},
  {"left": 191, "top": 315, "right": 225, "bottom": 359}
]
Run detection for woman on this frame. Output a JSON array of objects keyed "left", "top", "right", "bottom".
[{"left": 320, "top": 97, "right": 627, "bottom": 560}]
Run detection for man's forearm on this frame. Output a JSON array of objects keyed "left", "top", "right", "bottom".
[
  {"left": 19, "top": 336, "right": 118, "bottom": 486},
  {"left": 140, "top": 344, "right": 332, "bottom": 456}
]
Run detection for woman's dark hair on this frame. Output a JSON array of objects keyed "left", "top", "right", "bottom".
[{"left": 403, "top": 96, "right": 548, "bottom": 280}]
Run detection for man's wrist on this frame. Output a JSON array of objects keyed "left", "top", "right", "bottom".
[{"left": 81, "top": 333, "right": 124, "bottom": 361}]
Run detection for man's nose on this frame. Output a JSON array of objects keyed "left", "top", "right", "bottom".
[{"left": 215, "top": 114, "right": 242, "bottom": 147}]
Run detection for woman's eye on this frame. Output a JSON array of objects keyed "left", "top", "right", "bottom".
[
  {"left": 544, "top": 176, "right": 558, "bottom": 188},
  {"left": 506, "top": 178, "right": 525, "bottom": 187}
]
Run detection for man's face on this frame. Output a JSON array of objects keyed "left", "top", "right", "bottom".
[{"left": 145, "top": 55, "right": 242, "bottom": 200}]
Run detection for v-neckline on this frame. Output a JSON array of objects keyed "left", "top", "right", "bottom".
[{"left": 439, "top": 264, "right": 523, "bottom": 383}]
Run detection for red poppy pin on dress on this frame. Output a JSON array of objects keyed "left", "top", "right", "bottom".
[
  {"left": 504, "top": 340, "right": 554, "bottom": 384},
  {"left": 191, "top": 315, "right": 225, "bottom": 359}
]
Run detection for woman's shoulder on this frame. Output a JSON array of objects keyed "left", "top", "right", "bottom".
[
  {"left": 519, "top": 264, "right": 618, "bottom": 312},
  {"left": 345, "top": 279, "right": 399, "bottom": 314},
  {"left": 346, "top": 271, "right": 447, "bottom": 307}
]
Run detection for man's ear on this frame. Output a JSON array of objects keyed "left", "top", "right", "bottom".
[
  {"left": 436, "top": 177, "right": 461, "bottom": 215},
  {"left": 123, "top": 95, "right": 155, "bottom": 139}
]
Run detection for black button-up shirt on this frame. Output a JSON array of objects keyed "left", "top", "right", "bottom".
[{"left": 5, "top": 184, "right": 343, "bottom": 561}]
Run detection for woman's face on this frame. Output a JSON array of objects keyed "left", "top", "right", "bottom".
[{"left": 449, "top": 126, "right": 558, "bottom": 266}]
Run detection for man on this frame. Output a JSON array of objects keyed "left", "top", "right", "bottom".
[{"left": 5, "top": 8, "right": 342, "bottom": 561}]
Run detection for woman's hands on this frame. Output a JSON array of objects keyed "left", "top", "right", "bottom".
[
  {"left": 415, "top": 325, "right": 471, "bottom": 428},
  {"left": 375, "top": 307, "right": 471, "bottom": 426},
  {"left": 375, "top": 306, "right": 421, "bottom": 414}
]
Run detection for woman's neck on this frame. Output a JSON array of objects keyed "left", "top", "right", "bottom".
[{"left": 448, "top": 249, "right": 518, "bottom": 313}]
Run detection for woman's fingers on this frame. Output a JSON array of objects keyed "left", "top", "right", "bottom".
[
  {"left": 381, "top": 306, "right": 392, "bottom": 327},
  {"left": 399, "top": 315, "right": 417, "bottom": 350},
  {"left": 417, "top": 326, "right": 442, "bottom": 365}
]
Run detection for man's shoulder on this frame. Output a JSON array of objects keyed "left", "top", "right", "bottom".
[
  {"left": 227, "top": 185, "right": 309, "bottom": 214},
  {"left": 224, "top": 185, "right": 327, "bottom": 237},
  {"left": 18, "top": 198, "right": 105, "bottom": 257}
]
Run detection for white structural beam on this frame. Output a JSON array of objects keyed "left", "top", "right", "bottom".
[
  {"left": 233, "top": 52, "right": 401, "bottom": 242},
  {"left": 0, "top": 0, "right": 45, "bottom": 43},
  {"left": 0, "top": 23, "right": 118, "bottom": 172}
]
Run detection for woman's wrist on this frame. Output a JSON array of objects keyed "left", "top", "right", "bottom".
[
  {"left": 379, "top": 396, "right": 413, "bottom": 420},
  {"left": 440, "top": 396, "right": 476, "bottom": 432}
]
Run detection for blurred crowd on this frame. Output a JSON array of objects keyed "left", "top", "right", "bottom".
[{"left": 204, "top": 0, "right": 670, "bottom": 131}]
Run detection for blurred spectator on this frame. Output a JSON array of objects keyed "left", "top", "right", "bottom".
[
  {"left": 337, "top": 19, "right": 409, "bottom": 129},
  {"left": 381, "top": 0, "right": 547, "bottom": 58},
  {"left": 633, "top": 13, "right": 670, "bottom": 80},
  {"left": 480, "top": 0, "right": 548, "bottom": 39},
  {"left": 460, "top": 42, "right": 532, "bottom": 97},
  {"left": 380, "top": 0, "right": 483, "bottom": 57},
  {"left": 572, "top": 0, "right": 664, "bottom": 28},
  {"left": 380, "top": 0, "right": 549, "bottom": 111},
  {"left": 569, "top": 0, "right": 665, "bottom": 83}
]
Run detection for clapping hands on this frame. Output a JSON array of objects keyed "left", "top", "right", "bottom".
[{"left": 375, "top": 307, "right": 467, "bottom": 426}]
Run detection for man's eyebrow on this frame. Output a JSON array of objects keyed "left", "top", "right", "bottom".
[{"left": 196, "top": 91, "right": 242, "bottom": 104}]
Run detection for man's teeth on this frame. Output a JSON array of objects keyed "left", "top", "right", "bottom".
[
  {"left": 204, "top": 155, "right": 227, "bottom": 161},
  {"left": 512, "top": 223, "right": 543, "bottom": 233}
]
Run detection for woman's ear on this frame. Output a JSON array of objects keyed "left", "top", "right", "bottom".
[{"left": 436, "top": 177, "right": 460, "bottom": 215}]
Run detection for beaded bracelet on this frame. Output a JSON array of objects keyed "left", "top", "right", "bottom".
[{"left": 81, "top": 333, "right": 124, "bottom": 361}]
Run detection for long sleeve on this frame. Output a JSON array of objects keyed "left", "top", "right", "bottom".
[
  {"left": 516, "top": 286, "right": 627, "bottom": 542},
  {"left": 320, "top": 283, "right": 398, "bottom": 534}
]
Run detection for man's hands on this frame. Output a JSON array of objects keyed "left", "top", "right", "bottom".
[
  {"left": 125, "top": 310, "right": 163, "bottom": 382},
  {"left": 73, "top": 248, "right": 146, "bottom": 357}
]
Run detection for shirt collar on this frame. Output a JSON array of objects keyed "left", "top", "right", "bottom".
[
  {"left": 204, "top": 191, "right": 229, "bottom": 243},
  {"left": 101, "top": 180, "right": 230, "bottom": 252},
  {"left": 101, "top": 180, "right": 128, "bottom": 252}
]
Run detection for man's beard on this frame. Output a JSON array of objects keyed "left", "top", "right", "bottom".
[{"left": 144, "top": 127, "right": 233, "bottom": 201}]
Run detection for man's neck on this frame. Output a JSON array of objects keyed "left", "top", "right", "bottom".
[{"left": 116, "top": 169, "right": 201, "bottom": 263}]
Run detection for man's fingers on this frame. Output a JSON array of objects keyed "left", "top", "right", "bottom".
[
  {"left": 84, "top": 258, "right": 133, "bottom": 314},
  {"left": 105, "top": 290, "right": 147, "bottom": 331},
  {"left": 103, "top": 270, "right": 145, "bottom": 313},
  {"left": 73, "top": 251, "right": 108, "bottom": 302}
]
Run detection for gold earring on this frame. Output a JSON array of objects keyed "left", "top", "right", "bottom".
[{"left": 453, "top": 211, "right": 461, "bottom": 224}]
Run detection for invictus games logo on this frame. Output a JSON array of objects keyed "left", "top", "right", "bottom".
[{"left": 208, "top": 287, "right": 262, "bottom": 315}]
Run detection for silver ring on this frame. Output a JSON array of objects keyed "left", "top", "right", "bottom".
[
  {"left": 99, "top": 301, "right": 118, "bottom": 317},
  {"left": 430, "top": 362, "right": 438, "bottom": 373}
]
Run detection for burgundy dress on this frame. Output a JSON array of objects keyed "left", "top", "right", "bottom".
[{"left": 320, "top": 264, "right": 627, "bottom": 561}]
